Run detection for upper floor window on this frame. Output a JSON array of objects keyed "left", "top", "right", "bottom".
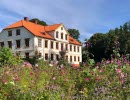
[
  {"left": 16, "top": 40, "right": 20, "bottom": 48},
  {"left": 61, "top": 27, "right": 63, "bottom": 30},
  {"left": 78, "top": 46, "right": 79, "bottom": 52},
  {"left": 0, "top": 42, "right": 4, "bottom": 47},
  {"left": 61, "top": 43, "right": 63, "bottom": 50},
  {"left": 56, "top": 42, "right": 59, "bottom": 49},
  {"left": 25, "top": 38, "right": 30, "bottom": 47},
  {"left": 8, "top": 31, "right": 12, "bottom": 36},
  {"left": 16, "top": 29, "right": 20, "bottom": 36},
  {"left": 61, "top": 33, "right": 63, "bottom": 39},
  {"left": 65, "top": 34, "right": 67, "bottom": 40},
  {"left": 70, "top": 45, "right": 72, "bottom": 51},
  {"left": 8, "top": 41, "right": 12, "bottom": 48},
  {"left": 45, "top": 40, "right": 48, "bottom": 48},
  {"left": 56, "top": 31, "right": 59, "bottom": 38},
  {"left": 74, "top": 46, "right": 76, "bottom": 52},
  {"left": 51, "top": 41, "right": 53, "bottom": 49},
  {"left": 38, "top": 39, "right": 42, "bottom": 47},
  {"left": 45, "top": 53, "right": 48, "bottom": 60}
]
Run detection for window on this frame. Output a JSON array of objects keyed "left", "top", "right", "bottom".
[
  {"left": 78, "top": 46, "right": 79, "bottom": 52},
  {"left": 16, "top": 29, "right": 20, "bottom": 35},
  {"left": 25, "top": 38, "right": 30, "bottom": 47},
  {"left": 66, "top": 55, "right": 68, "bottom": 61},
  {"left": 8, "top": 31, "right": 12, "bottom": 36},
  {"left": 70, "top": 56, "right": 72, "bottom": 62},
  {"left": 61, "top": 27, "right": 63, "bottom": 30},
  {"left": 38, "top": 39, "right": 42, "bottom": 47},
  {"left": 16, "top": 40, "right": 20, "bottom": 48},
  {"left": 56, "top": 54, "right": 59, "bottom": 60},
  {"left": 66, "top": 44, "right": 68, "bottom": 50},
  {"left": 51, "top": 54, "right": 53, "bottom": 60},
  {"left": 45, "top": 40, "right": 48, "bottom": 48},
  {"left": 61, "top": 33, "right": 63, "bottom": 39},
  {"left": 25, "top": 52, "right": 29, "bottom": 58},
  {"left": 65, "top": 34, "right": 67, "bottom": 40},
  {"left": 39, "top": 53, "right": 42, "bottom": 58},
  {"left": 8, "top": 41, "right": 12, "bottom": 48},
  {"left": 61, "top": 43, "right": 63, "bottom": 50},
  {"left": 56, "top": 42, "right": 59, "bottom": 49},
  {"left": 78, "top": 57, "right": 80, "bottom": 62},
  {"left": 70, "top": 45, "right": 72, "bottom": 51},
  {"left": 51, "top": 41, "right": 53, "bottom": 49},
  {"left": 56, "top": 31, "right": 59, "bottom": 38},
  {"left": 74, "top": 56, "right": 76, "bottom": 61},
  {"left": 74, "top": 46, "right": 76, "bottom": 52},
  {"left": 45, "top": 53, "right": 48, "bottom": 60},
  {"left": 0, "top": 42, "right": 4, "bottom": 47}
]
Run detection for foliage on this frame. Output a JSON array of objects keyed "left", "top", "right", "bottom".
[
  {"left": 0, "top": 47, "right": 23, "bottom": 67},
  {"left": 68, "top": 29, "right": 80, "bottom": 41},
  {"left": 0, "top": 55, "right": 130, "bottom": 99},
  {"left": 29, "top": 18, "right": 48, "bottom": 26},
  {"left": 87, "top": 21, "right": 130, "bottom": 61}
]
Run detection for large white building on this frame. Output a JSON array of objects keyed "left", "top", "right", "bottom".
[{"left": 0, "top": 17, "right": 82, "bottom": 66}]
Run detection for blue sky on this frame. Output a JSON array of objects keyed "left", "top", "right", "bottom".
[{"left": 0, "top": 0, "right": 130, "bottom": 41}]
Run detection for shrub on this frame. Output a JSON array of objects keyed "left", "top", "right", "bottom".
[{"left": 0, "top": 47, "right": 22, "bottom": 67}]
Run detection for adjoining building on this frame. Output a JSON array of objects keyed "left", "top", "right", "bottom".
[{"left": 0, "top": 17, "right": 82, "bottom": 66}]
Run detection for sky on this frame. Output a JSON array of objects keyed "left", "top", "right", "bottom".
[{"left": 1, "top": 0, "right": 130, "bottom": 41}]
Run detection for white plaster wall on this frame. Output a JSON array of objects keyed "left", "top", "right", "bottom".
[{"left": 0, "top": 27, "right": 35, "bottom": 57}]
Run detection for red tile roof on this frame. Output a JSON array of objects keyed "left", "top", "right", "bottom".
[{"left": 4, "top": 20, "right": 81, "bottom": 45}]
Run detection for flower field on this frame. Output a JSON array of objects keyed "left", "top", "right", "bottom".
[{"left": 0, "top": 57, "right": 130, "bottom": 100}]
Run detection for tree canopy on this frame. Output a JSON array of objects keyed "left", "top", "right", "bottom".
[
  {"left": 29, "top": 18, "right": 48, "bottom": 26},
  {"left": 85, "top": 21, "right": 130, "bottom": 62},
  {"left": 68, "top": 29, "right": 80, "bottom": 41}
]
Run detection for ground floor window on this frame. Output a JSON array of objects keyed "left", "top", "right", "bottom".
[
  {"left": 56, "top": 54, "right": 59, "bottom": 60},
  {"left": 70, "top": 56, "right": 72, "bottom": 62},
  {"left": 25, "top": 52, "right": 29, "bottom": 58},
  {"left": 51, "top": 54, "right": 53, "bottom": 60},
  {"left": 45, "top": 53, "right": 48, "bottom": 60}
]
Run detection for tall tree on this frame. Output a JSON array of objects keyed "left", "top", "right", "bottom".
[
  {"left": 29, "top": 18, "right": 48, "bottom": 26},
  {"left": 68, "top": 29, "right": 80, "bottom": 40}
]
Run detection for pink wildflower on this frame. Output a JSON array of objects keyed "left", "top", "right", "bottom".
[
  {"left": 120, "top": 73, "right": 124, "bottom": 79},
  {"left": 2, "top": 80, "right": 7, "bottom": 84},
  {"left": 118, "top": 60, "right": 121, "bottom": 66},
  {"left": 30, "top": 72, "right": 33, "bottom": 76},
  {"left": 5, "top": 71, "right": 10, "bottom": 75},
  {"left": 121, "top": 79, "right": 124, "bottom": 85},
  {"left": 116, "top": 69, "right": 122, "bottom": 74},
  {"left": 85, "top": 78, "right": 89, "bottom": 81},
  {"left": 52, "top": 77, "right": 56, "bottom": 80}
]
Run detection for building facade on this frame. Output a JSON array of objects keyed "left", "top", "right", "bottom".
[{"left": 0, "top": 17, "right": 82, "bottom": 66}]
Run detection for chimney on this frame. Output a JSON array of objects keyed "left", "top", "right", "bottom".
[
  {"left": 24, "top": 17, "right": 29, "bottom": 21},
  {"left": 35, "top": 19, "right": 38, "bottom": 24}
]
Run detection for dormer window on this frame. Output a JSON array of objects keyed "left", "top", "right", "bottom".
[
  {"left": 61, "top": 27, "right": 63, "bottom": 30},
  {"left": 61, "top": 33, "right": 63, "bottom": 39},
  {"left": 16, "top": 29, "right": 20, "bottom": 36},
  {"left": 8, "top": 31, "right": 12, "bottom": 36},
  {"left": 56, "top": 31, "right": 59, "bottom": 38}
]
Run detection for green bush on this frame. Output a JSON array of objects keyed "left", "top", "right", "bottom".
[{"left": 0, "top": 47, "right": 23, "bottom": 67}]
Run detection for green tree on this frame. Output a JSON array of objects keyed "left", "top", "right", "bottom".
[
  {"left": 29, "top": 18, "right": 48, "bottom": 26},
  {"left": 68, "top": 29, "right": 80, "bottom": 40}
]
